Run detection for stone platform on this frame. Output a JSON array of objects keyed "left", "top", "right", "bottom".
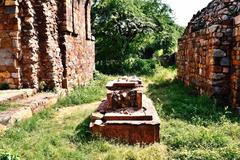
[{"left": 90, "top": 95, "right": 160, "bottom": 145}]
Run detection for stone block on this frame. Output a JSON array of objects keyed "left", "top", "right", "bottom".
[
  {"left": 11, "top": 72, "right": 18, "bottom": 78},
  {"left": 234, "top": 15, "right": 240, "bottom": 25},
  {"left": 0, "top": 71, "right": 10, "bottom": 78},
  {"left": 0, "top": 49, "right": 14, "bottom": 66},
  {"left": 5, "top": 0, "right": 18, "bottom": 6},
  {"left": 0, "top": 107, "right": 32, "bottom": 126},
  {"left": 4, "top": 6, "right": 17, "bottom": 14},
  {"left": 1, "top": 38, "right": 12, "bottom": 48}
]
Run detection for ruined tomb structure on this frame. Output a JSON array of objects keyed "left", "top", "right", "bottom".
[
  {"left": 0, "top": 0, "right": 95, "bottom": 90},
  {"left": 90, "top": 77, "right": 160, "bottom": 144},
  {"left": 177, "top": 0, "right": 240, "bottom": 108}
]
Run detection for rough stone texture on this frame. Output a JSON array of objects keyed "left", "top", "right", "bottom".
[
  {"left": 90, "top": 95, "right": 160, "bottom": 145},
  {"left": 18, "top": 92, "right": 59, "bottom": 114},
  {"left": 90, "top": 77, "right": 160, "bottom": 145},
  {"left": 0, "top": 0, "right": 95, "bottom": 90},
  {"left": 0, "top": 91, "right": 63, "bottom": 133},
  {"left": 0, "top": 89, "right": 36, "bottom": 103},
  {"left": 0, "top": 107, "right": 32, "bottom": 126},
  {"left": 177, "top": 0, "right": 240, "bottom": 108},
  {"left": 105, "top": 77, "right": 143, "bottom": 111}
]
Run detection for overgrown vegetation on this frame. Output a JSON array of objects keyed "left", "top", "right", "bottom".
[
  {"left": 92, "top": 0, "right": 184, "bottom": 75},
  {"left": 56, "top": 71, "right": 113, "bottom": 107},
  {"left": 1, "top": 68, "right": 240, "bottom": 159}
]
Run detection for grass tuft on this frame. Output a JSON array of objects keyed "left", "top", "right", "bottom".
[{"left": 56, "top": 72, "right": 113, "bottom": 108}]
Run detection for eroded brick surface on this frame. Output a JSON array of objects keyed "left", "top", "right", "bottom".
[
  {"left": 0, "top": 0, "right": 95, "bottom": 90},
  {"left": 177, "top": 0, "right": 240, "bottom": 108},
  {"left": 90, "top": 77, "right": 160, "bottom": 145}
]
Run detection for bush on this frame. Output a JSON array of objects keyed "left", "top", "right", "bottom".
[
  {"left": 96, "top": 58, "right": 156, "bottom": 75},
  {"left": 96, "top": 58, "right": 157, "bottom": 76},
  {"left": 122, "top": 58, "right": 156, "bottom": 75}
]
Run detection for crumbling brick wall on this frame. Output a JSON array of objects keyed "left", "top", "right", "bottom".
[
  {"left": 177, "top": 0, "right": 240, "bottom": 108},
  {"left": 0, "top": 0, "right": 95, "bottom": 90},
  {"left": 231, "top": 15, "right": 240, "bottom": 107},
  {"left": 58, "top": 0, "right": 95, "bottom": 89}
]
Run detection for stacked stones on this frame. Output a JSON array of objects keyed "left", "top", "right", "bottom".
[
  {"left": 19, "top": 0, "right": 39, "bottom": 88},
  {"left": 177, "top": 0, "right": 240, "bottom": 108},
  {"left": 0, "top": 0, "right": 95, "bottom": 90},
  {"left": 35, "top": 0, "right": 63, "bottom": 89},
  {"left": 58, "top": 0, "right": 95, "bottom": 89}
]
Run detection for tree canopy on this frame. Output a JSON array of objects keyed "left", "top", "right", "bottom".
[{"left": 92, "top": 0, "right": 184, "bottom": 75}]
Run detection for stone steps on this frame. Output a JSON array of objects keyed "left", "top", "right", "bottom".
[
  {"left": 18, "top": 92, "right": 59, "bottom": 114},
  {"left": 0, "top": 90, "right": 65, "bottom": 133},
  {"left": 0, "top": 89, "right": 37, "bottom": 103}
]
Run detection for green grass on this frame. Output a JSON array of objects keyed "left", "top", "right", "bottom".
[
  {"left": 0, "top": 103, "right": 21, "bottom": 112},
  {"left": 147, "top": 67, "right": 240, "bottom": 159},
  {"left": 1, "top": 67, "right": 240, "bottom": 159},
  {"left": 55, "top": 72, "right": 114, "bottom": 108},
  {"left": 0, "top": 95, "right": 167, "bottom": 160}
]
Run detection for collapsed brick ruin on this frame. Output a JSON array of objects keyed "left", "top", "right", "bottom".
[
  {"left": 0, "top": 0, "right": 95, "bottom": 90},
  {"left": 177, "top": 0, "right": 240, "bottom": 108},
  {"left": 90, "top": 77, "right": 160, "bottom": 144}
]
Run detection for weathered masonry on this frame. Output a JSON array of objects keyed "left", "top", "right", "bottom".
[
  {"left": 0, "top": 0, "right": 95, "bottom": 90},
  {"left": 177, "top": 0, "right": 240, "bottom": 108}
]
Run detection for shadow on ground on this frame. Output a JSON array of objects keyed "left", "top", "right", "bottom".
[
  {"left": 147, "top": 79, "right": 240, "bottom": 125},
  {"left": 72, "top": 116, "right": 97, "bottom": 143}
]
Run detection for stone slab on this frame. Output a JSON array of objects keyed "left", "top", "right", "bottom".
[
  {"left": 102, "top": 105, "right": 154, "bottom": 121},
  {"left": 0, "top": 107, "right": 32, "bottom": 126},
  {"left": 0, "top": 49, "right": 14, "bottom": 66}
]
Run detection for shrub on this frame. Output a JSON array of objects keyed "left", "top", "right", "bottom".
[{"left": 122, "top": 58, "right": 156, "bottom": 75}]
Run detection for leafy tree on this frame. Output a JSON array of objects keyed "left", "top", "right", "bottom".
[{"left": 92, "top": 0, "right": 184, "bottom": 74}]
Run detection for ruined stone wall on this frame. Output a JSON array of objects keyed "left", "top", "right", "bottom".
[
  {"left": 231, "top": 15, "right": 240, "bottom": 108},
  {"left": 59, "top": 0, "right": 95, "bottom": 89},
  {"left": 19, "top": 0, "right": 39, "bottom": 89},
  {"left": 177, "top": 0, "right": 240, "bottom": 108},
  {"left": 0, "top": 0, "right": 21, "bottom": 88},
  {"left": 0, "top": 0, "right": 95, "bottom": 90}
]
